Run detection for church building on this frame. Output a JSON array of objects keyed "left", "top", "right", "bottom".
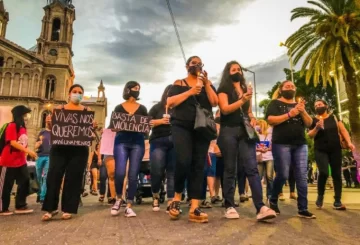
[{"left": 0, "top": 0, "right": 107, "bottom": 150}]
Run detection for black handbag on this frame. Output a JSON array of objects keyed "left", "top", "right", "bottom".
[
  {"left": 183, "top": 80, "right": 217, "bottom": 141},
  {"left": 240, "top": 110, "right": 260, "bottom": 143}
]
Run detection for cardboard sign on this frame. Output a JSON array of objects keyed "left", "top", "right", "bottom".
[
  {"left": 109, "top": 111, "right": 151, "bottom": 134},
  {"left": 100, "top": 129, "right": 116, "bottom": 155},
  {"left": 51, "top": 109, "right": 95, "bottom": 146}
]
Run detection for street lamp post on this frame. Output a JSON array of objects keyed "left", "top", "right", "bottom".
[
  {"left": 280, "top": 42, "right": 294, "bottom": 82},
  {"left": 243, "top": 68, "right": 257, "bottom": 117}
]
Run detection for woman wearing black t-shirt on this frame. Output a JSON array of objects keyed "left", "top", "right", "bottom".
[
  {"left": 149, "top": 85, "right": 175, "bottom": 212},
  {"left": 265, "top": 80, "right": 315, "bottom": 219},
  {"left": 308, "top": 99, "right": 354, "bottom": 210},
  {"left": 110, "top": 81, "right": 148, "bottom": 218},
  {"left": 167, "top": 56, "right": 218, "bottom": 223},
  {"left": 217, "top": 61, "right": 276, "bottom": 221}
]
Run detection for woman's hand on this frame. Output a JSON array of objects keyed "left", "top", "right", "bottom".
[
  {"left": 241, "top": 92, "right": 252, "bottom": 102},
  {"left": 296, "top": 102, "right": 306, "bottom": 114},
  {"left": 150, "top": 118, "right": 170, "bottom": 127},
  {"left": 348, "top": 142, "right": 355, "bottom": 152},
  {"left": 200, "top": 70, "right": 210, "bottom": 85},
  {"left": 188, "top": 85, "right": 202, "bottom": 96},
  {"left": 289, "top": 108, "right": 300, "bottom": 118},
  {"left": 315, "top": 120, "right": 324, "bottom": 130},
  {"left": 250, "top": 117, "right": 257, "bottom": 128},
  {"left": 93, "top": 120, "right": 98, "bottom": 129},
  {"left": 27, "top": 150, "right": 38, "bottom": 160}
]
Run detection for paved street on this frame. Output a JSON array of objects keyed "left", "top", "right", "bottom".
[{"left": 1, "top": 186, "right": 360, "bottom": 245}]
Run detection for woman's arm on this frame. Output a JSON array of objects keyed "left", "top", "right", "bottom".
[
  {"left": 204, "top": 82, "right": 218, "bottom": 107},
  {"left": 308, "top": 127, "right": 320, "bottom": 138},
  {"left": 267, "top": 108, "right": 299, "bottom": 126},
  {"left": 338, "top": 121, "right": 355, "bottom": 151},
  {"left": 88, "top": 151, "right": 94, "bottom": 169},
  {"left": 218, "top": 93, "right": 248, "bottom": 115},
  {"left": 167, "top": 80, "right": 194, "bottom": 108}
]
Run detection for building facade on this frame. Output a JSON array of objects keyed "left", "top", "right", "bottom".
[{"left": 0, "top": 0, "right": 107, "bottom": 150}]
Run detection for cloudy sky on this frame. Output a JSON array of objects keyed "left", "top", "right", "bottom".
[{"left": 5, "top": 0, "right": 308, "bottom": 122}]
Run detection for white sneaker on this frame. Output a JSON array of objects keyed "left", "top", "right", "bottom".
[
  {"left": 111, "top": 200, "right": 122, "bottom": 216},
  {"left": 256, "top": 206, "right": 276, "bottom": 221},
  {"left": 225, "top": 207, "right": 239, "bottom": 219},
  {"left": 124, "top": 207, "right": 136, "bottom": 217}
]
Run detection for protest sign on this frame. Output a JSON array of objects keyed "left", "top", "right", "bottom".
[
  {"left": 51, "top": 109, "right": 95, "bottom": 146},
  {"left": 109, "top": 112, "right": 151, "bottom": 134}
]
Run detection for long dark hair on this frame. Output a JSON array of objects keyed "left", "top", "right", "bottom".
[
  {"left": 160, "top": 84, "right": 172, "bottom": 107},
  {"left": 218, "top": 61, "right": 246, "bottom": 94},
  {"left": 11, "top": 105, "right": 31, "bottom": 133}
]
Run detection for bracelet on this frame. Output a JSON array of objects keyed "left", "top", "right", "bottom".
[{"left": 287, "top": 112, "right": 291, "bottom": 118}]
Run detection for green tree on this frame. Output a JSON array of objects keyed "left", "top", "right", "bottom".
[{"left": 285, "top": 0, "right": 360, "bottom": 163}]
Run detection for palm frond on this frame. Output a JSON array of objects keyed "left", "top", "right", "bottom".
[
  {"left": 290, "top": 7, "right": 323, "bottom": 21},
  {"left": 308, "top": 0, "right": 333, "bottom": 14}
]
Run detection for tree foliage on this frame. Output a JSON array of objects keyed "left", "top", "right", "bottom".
[{"left": 286, "top": 0, "right": 360, "bottom": 164}]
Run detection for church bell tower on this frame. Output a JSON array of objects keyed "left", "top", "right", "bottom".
[{"left": 36, "top": 0, "right": 75, "bottom": 65}]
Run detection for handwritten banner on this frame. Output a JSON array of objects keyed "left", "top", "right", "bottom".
[
  {"left": 109, "top": 112, "right": 151, "bottom": 134},
  {"left": 100, "top": 129, "right": 116, "bottom": 155},
  {"left": 51, "top": 109, "right": 95, "bottom": 146}
]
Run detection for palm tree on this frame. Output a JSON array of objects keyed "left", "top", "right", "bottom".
[{"left": 285, "top": 0, "right": 360, "bottom": 163}]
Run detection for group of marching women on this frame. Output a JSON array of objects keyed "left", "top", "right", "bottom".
[{"left": 0, "top": 55, "right": 355, "bottom": 224}]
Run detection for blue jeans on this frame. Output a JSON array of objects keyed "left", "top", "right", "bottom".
[
  {"left": 150, "top": 136, "right": 175, "bottom": 199},
  {"left": 114, "top": 142, "right": 145, "bottom": 203},
  {"left": 258, "top": 160, "right": 274, "bottom": 199},
  {"left": 270, "top": 144, "right": 308, "bottom": 212},
  {"left": 36, "top": 156, "right": 49, "bottom": 201},
  {"left": 218, "top": 126, "right": 264, "bottom": 212}
]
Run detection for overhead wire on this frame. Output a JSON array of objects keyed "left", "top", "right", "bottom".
[{"left": 165, "top": 0, "right": 187, "bottom": 64}]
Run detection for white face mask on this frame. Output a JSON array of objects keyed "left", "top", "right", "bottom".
[{"left": 70, "top": 93, "right": 83, "bottom": 104}]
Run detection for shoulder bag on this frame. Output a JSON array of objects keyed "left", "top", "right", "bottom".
[{"left": 182, "top": 80, "right": 217, "bottom": 141}]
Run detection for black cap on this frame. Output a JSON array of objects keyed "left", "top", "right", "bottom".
[{"left": 11, "top": 105, "right": 31, "bottom": 118}]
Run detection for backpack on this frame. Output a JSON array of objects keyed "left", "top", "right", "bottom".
[{"left": 0, "top": 123, "right": 9, "bottom": 156}]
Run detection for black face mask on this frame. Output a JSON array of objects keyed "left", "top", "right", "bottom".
[
  {"left": 230, "top": 73, "right": 245, "bottom": 83},
  {"left": 315, "top": 106, "right": 327, "bottom": 115},
  {"left": 281, "top": 90, "right": 296, "bottom": 99},
  {"left": 129, "top": 90, "right": 139, "bottom": 99},
  {"left": 188, "top": 66, "right": 200, "bottom": 76}
]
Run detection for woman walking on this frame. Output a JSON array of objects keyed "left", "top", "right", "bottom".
[
  {"left": 0, "top": 105, "right": 37, "bottom": 215},
  {"left": 266, "top": 80, "right": 315, "bottom": 219},
  {"left": 149, "top": 85, "right": 176, "bottom": 212},
  {"left": 167, "top": 56, "right": 218, "bottom": 223},
  {"left": 111, "top": 81, "right": 148, "bottom": 217},
  {"left": 217, "top": 60, "right": 276, "bottom": 221},
  {"left": 308, "top": 99, "right": 355, "bottom": 210},
  {"left": 42, "top": 84, "right": 97, "bottom": 221}
]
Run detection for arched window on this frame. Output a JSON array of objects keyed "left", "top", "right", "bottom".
[
  {"left": 41, "top": 110, "right": 51, "bottom": 128},
  {"left": 15, "top": 61, "right": 22, "bottom": 69},
  {"left": 21, "top": 74, "right": 30, "bottom": 97},
  {"left": 51, "top": 18, "right": 61, "bottom": 41},
  {"left": 45, "top": 75, "right": 56, "bottom": 99},
  {"left": 6, "top": 57, "right": 13, "bottom": 68},
  {"left": 3, "top": 73, "right": 11, "bottom": 95}
]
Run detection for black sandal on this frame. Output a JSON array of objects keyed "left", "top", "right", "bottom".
[
  {"left": 168, "top": 201, "right": 181, "bottom": 220},
  {"left": 189, "top": 207, "right": 208, "bottom": 223},
  {"left": 99, "top": 196, "right": 105, "bottom": 202}
]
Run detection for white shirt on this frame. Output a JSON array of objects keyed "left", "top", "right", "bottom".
[{"left": 257, "top": 127, "right": 273, "bottom": 162}]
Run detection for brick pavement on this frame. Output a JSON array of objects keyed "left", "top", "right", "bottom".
[{"left": 0, "top": 187, "right": 359, "bottom": 245}]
